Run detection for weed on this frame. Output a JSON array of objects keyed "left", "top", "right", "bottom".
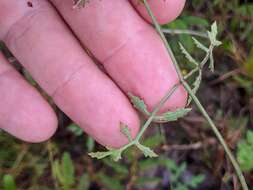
[
  {"left": 237, "top": 130, "right": 253, "bottom": 172},
  {"left": 77, "top": 1, "right": 248, "bottom": 189}
]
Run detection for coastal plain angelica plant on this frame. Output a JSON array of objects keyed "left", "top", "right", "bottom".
[
  {"left": 88, "top": 22, "right": 220, "bottom": 161},
  {"left": 74, "top": 0, "right": 249, "bottom": 189}
]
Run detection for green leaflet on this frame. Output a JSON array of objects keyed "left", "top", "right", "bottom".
[
  {"left": 136, "top": 143, "right": 158, "bottom": 158},
  {"left": 120, "top": 122, "right": 132, "bottom": 142},
  {"left": 180, "top": 21, "right": 222, "bottom": 105},
  {"left": 88, "top": 148, "right": 122, "bottom": 162},
  {"left": 207, "top": 22, "right": 222, "bottom": 72},
  {"left": 128, "top": 93, "right": 149, "bottom": 115},
  {"left": 129, "top": 93, "right": 191, "bottom": 123},
  {"left": 187, "top": 70, "right": 202, "bottom": 105},
  {"left": 179, "top": 42, "right": 198, "bottom": 66},
  {"left": 3, "top": 175, "right": 16, "bottom": 190},
  {"left": 192, "top": 37, "right": 209, "bottom": 52},
  {"left": 153, "top": 108, "right": 192, "bottom": 123},
  {"left": 52, "top": 152, "right": 75, "bottom": 189}
]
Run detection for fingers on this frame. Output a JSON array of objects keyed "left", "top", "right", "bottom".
[
  {"left": 0, "top": 53, "right": 57, "bottom": 142},
  {"left": 51, "top": 0, "right": 187, "bottom": 113},
  {"left": 131, "top": 0, "right": 186, "bottom": 24},
  {"left": 0, "top": 0, "right": 139, "bottom": 147}
]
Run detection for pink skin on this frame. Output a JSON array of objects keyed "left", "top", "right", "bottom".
[
  {"left": 131, "top": 0, "right": 186, "bottom": 24},
  {"left": 0, "top": 53, "right": 57, "bottom": 142},
  {"left": 0, "top": 0, "right": 186, "bottom": 148}
]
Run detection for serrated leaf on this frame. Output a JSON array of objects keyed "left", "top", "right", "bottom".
[
  {"left": 179, "top": 43, "right": 198, "bottom": 66},
  {"left": 111, "top": 150, "right": 122, "bottom": 162},
  {"left": 120, "top": 122, "right": 132, "bottom": 142},
  {"left": 208, "top": 22, "right": 222, "bottom": 48},
  {"left": 192, "top": 71, "right": 202, "bottom": 94},
  {"left": 88, "top": 148, "right": 122, "bottom": 162},
  {"left": 88, "top": 151, "right": 113, "bottom": 160},
  {"left": 128, "top": 93, "right": 149, "bottom": 115},
  {"left": 208, "top": 22, "right": 218, "bottom": 44},
  {"left": 211, "top": 21, "right": 218, "bottom": 38},
  {"left": 188, "top": 70, "right": 202, "bottom": 105},
  {"left": 192, "top": 37, "right": 209, "bottom": 52},
  {"left": 153, "top": 108, "right": 192, "bottom": 123},
  {"left": 136, "top": 143, "right": 158, "bottom": 158}
]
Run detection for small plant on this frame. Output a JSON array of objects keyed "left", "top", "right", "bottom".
[
  {"left": 52, "top": 152, "right": 90, "bottom": 190},
  {"left": 88, "top": 22, "right": 220, "bottom": 161},
  {"left": 74, "top": 1, "right": 249, "bottom": 189},
  {"left": 52, "top": 152, "right": 75, "bottom": 190},
  {"left": 163, "top": 158, "right": 205, "bottom": 190},
  {"left": 237, "top": 130, "right": 253, "bottom": 172},
  {"left": 2, "top": 174, "right": 16, "bottom": 190}
]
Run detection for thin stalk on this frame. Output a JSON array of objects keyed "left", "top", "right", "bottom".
[
  {"left": 142, "top": 0, "right": 248, "bottom": 189},
  {"left": 162, "top": 29, "right": 208, "bottom": 38},
  {"left": 134, "top": 84, "right": 179, "bottom": 142},
  {"left": 119, "top": 84, "right": 179, "bottom": 152}
]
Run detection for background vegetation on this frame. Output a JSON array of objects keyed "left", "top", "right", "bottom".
[{"left": 1, "top": 0, "right": 253, "bottom": 189}]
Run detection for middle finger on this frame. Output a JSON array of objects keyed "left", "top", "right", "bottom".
[{"left": 51, "top": 0, "right": 187, "bottom": 113}]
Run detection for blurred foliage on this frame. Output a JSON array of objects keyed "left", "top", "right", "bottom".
[
  {"left": 237, "top": 130, "right": 253, "bottom": 172},
  {"left": 1, "top": 0, "right": 253, "bottom": 189}
]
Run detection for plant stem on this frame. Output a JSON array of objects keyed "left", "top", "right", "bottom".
[
  {"left": 134, "top": 84, "right": 179, "bottom": 143},
  {"left": 142, "top": 0, "right": 249, "bottom": 189},
  {"left": 162, "top": 29, "right": 208, "bottom": 38}
]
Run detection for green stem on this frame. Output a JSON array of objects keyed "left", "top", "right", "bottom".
[
  {"left": 142, "top": 0, "right": 248, "bottom": 189},
  {"left": 134, "top": 84, "right": 179, "bottom": 142},
  {"left": 162, "top": 29, "right": 208, "bottom": 38}
]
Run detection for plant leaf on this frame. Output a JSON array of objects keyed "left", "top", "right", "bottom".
[
  {"left": 128, "top": 93, "right": 149, "bottom": 115},
  {"left": 3, "top": 175, "right": 16, "bottom": 190},
  {"left": 153, "top": 108, "right": 192, "bottom": 123},
  {"left": 187, "top": 174, "right": 205, "bottom": 188},
  {"left": 67, "top": 123, "right": 83, "bottom": 136},
  {"left": 97, "top": 172, "right": 124, "bottom": 190},
  {"left": 188, "top": 70, "right": 202, "bottom": 105},
  {"left": 88, "top": 151, "right": 113, "bottom": 160},
  {"left": 77, "top": 174, "right": 90, "bottom": 190},
  {"left": 62, "top": 152, "right": 75, "bottom": 186},
  {"left": 208, "top": 22, "right": 222, "bottom": 47},
  {"left": 102, "top": 159, "right": 129, "bottom": 175},
  {"left": 52, "top": 160, "right": 65, "bottom": 185},
  {"left": 179, "top": 43, "right": 198, "bottom": 66},
  {"left": 136, "top": 143, "right": 158, "bottom": 158},
  {"left": 247, "top": 130, "right": 253, "bottom": 145},
  {"left": 120, "top": 122, "right": 132, "bottom": 142},
  {"left": 88, "top": 148, "right": 122, "bottom": 162},
  {"left": 111, "top": 150, "right": 122, "bottom": 162},
  {"left": 192, "top": 37, "right": 209, "bottom": 52}
]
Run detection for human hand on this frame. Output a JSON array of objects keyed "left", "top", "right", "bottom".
[{"left": 0, "top": 0, "right": 187, "bottom": 148}]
